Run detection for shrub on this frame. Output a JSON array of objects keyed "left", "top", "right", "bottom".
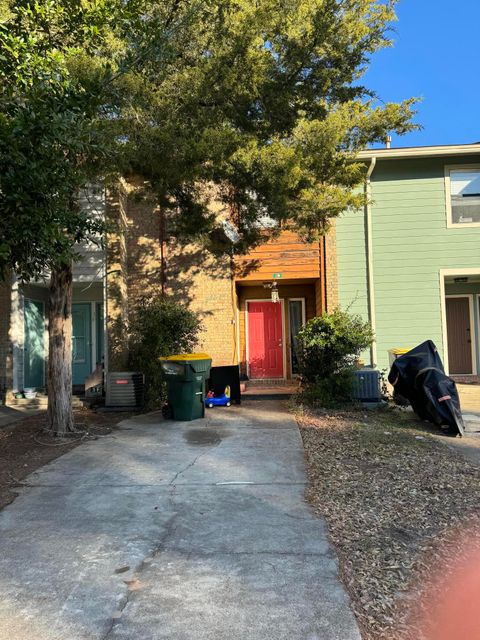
[
  {"left": 296, "top": 309, "right": 374, "bottom": 382},
  {"left": 295, "top": 308, "right": 374, "bottom": 407},
  {"left": 128, "top": 296, "right": 203, "bottom": 409},
  {"left": 296, "top": 370, "right": 357, "bottom": 408}
]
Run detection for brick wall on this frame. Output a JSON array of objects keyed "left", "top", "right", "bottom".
[
  {"left": 106, "top": 177, "right": 236, "bottom": 369},
  {"left": 124, "top": 177, "right": 163, "bottom": 310},
  {"left": 165, "top": 241, "right": 236, "bottom": 366},
  {"left": 105, "top": 178, "right": 335, "bottom": 371}
]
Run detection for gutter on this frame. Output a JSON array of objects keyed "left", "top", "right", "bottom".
[
  {"left": 358, "top": 143, "right": 480, "bottom": 161},
  {"left": 365, "top": 157, "right": 377, "bottom": 367}
]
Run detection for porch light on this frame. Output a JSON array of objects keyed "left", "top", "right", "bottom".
[{"left": 271, "top": 282, "right": 280, "bottom": 303}]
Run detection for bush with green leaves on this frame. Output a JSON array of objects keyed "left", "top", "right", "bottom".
[
  {"left": 128, "top": 296, "right": 203, "bottom": 409},
  {"left": 296, "top": 309, "right": 374, "bottom": 407}
]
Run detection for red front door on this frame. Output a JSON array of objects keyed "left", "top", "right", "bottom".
[{"left": 247, "top": 301, "right": 284, "bottom": 378}]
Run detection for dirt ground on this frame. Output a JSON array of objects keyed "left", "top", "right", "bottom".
[
  {"left": 0, "top": 408, "right": 136, "bottom": 510},
  {"left": 297, "top": 406, "right": 480, "bottom": 640}
]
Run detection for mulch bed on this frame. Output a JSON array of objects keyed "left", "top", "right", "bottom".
[
  {"left": 297, "top": 406, "right": 480, "bottom": 640},
  {"left": 0, "top": 408, "right": 137, "bottom": 510}
]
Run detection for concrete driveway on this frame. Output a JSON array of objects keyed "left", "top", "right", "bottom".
[{"left": 0, "top": 399, "right": 360, "bottom": 640}]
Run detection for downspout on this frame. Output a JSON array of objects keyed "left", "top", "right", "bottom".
[
  {"left": 365, "top": 157, "right": 377, "bottom": 367},
  {"left": 102, "top": 218, "right": 109, "bottom": 398},
  {"left": 159, "top": 208, "right": 166, "bottom": 296}
]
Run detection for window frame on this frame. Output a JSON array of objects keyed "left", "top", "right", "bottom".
[
  {"left": 288, "top": 298, "right": 306, "bottom": 377},
  {"left": 445, "top": 164, "right": 480, "bottom": 229}
]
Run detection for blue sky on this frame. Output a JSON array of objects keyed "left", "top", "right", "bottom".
[{"left": 364, "top": 0, "right": 480, "bottom": 148}]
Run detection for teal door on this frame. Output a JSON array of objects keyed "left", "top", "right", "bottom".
[
  {"left": 96, "top": 302, "right": 104, "bottom": 365},
  {"left": 72, "top": 303, "right": 92, "bottom": 385},
  {"left": 24, "top": 299, "right": 45, "bottom": 389}
]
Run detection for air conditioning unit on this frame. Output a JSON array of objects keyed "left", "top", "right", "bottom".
[
  {"left": 353, "top": 369, "right": 381, "bottom": 403},
  {"left": 106, "top": 372, "right": 145, "bottom": 408}
]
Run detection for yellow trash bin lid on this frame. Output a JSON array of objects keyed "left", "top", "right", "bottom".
[
  {"left": 388, "top": 347, "right": 412, "bottom": 366},
  {"left": 388, "top": 348, "right": 411, "bottom": 357},
  {"left": 160, "top": 353, "right": 212, "bottom": 377},
  {"left": 159, "top": 353, "right": 211, "bottom": 362}
]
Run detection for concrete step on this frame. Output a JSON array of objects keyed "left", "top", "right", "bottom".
[
  {"left": 242, "top": 382, "right": 299, "bottom": 399},
  {"left": 8, "top": 396, "right": 48, "bottom": 409},
  {"left": 7, "top": 395, "right": 86, "bottom": 409},
  {"left": 245, "top": 379, "right": 297, "bottom": 387}
]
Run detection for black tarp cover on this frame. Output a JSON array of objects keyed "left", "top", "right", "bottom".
[{"left": 388, "top": 340, "right": 464, "bottom": 436}]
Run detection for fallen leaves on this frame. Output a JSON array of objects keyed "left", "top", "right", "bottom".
[{"left": 297, "top": 407, "right": 480, "bottom": 640}]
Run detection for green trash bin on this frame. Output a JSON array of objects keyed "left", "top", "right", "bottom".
[{"left": 160, "top": 353, "right": 212, "bottom": 421}]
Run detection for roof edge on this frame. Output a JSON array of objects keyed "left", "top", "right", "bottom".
[{"left": 357, "top": 143, "right": 480, "bottom": 161}]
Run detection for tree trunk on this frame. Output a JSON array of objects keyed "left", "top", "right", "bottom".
[{"left": 46, "top": 262, "right": 74, "bottom": 436}]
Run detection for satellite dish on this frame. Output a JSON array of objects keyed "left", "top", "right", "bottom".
[{"left": 222, "top": 220, "right": 241, "bottom": 244}]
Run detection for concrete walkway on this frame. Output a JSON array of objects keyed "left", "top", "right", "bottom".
[{"left": 0, "top": 400, "right": 360, "bottom": 640}]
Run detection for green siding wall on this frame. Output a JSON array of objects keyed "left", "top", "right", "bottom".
[
  {"left": 336, "top": 202, "right": 368, "bottom": 321},
  {"left": 337, "top": 155, "right": 480, "bottom": 371}
]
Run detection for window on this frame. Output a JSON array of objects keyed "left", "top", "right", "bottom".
[
  {"left": 446, "top": 167, "right": 480, "bottom": 226},
  {"left": 288, "top": 299, "right": 305, "bottom": 375}
]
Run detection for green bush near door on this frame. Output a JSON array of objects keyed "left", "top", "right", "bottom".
[
  {"left": 295, "top": 309, "right": 374, "bottom": 408},
  {"left": 128, "top": 296, "right": 203, "bottom": 410}
]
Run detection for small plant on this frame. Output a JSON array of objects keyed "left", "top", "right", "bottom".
[
  {"left": 297, "top": 370, "right": 357, "bottom": 408},
  {"left": 295, "top": 308, "right": 374, "bottom": 408},
  {"left": 128, "top": 296, "right": 203, "bottom": 409}
]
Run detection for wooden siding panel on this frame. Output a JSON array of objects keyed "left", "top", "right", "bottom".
[{"left": 235, "top": 230, "right": 321, "bottom": 282}]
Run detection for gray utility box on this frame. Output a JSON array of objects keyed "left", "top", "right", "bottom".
[
  {"left": 106, "top": 372, "right": 145, "bottom": 408},
  {"left": 353, "top": 369, "right": 381, "bottom": 403}
]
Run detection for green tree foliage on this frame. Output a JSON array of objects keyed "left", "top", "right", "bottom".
[
  {"left": 296, "top": 308, "right": 374, "bottom": 406},
  {"left": 123, "top": 0, "right": 419, "bottom": 246},
  {"left": 0, "top": 0, "right": 420, "bottom": 277},
  {"left": 0, "top": 1, "right": 116, "bottom": 278},
  {"left": 0, "top": 0, "right": 417, "bottom": 431},
  {"left": 0, "top": 0, "right": 139, "bottom": 433},
  {"left": 128, "top": 296, "right": 203, "bottom": 409}
]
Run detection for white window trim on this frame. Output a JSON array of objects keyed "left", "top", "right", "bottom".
[
  {"left": 439, "top": 268, "right": 480, "bottom": 375},
  {"left": 445, "top": 164, "right": 480, "bottom": 229},
  {"left": 444, "top": 295, "right": 477, "bottom": 376},
  {"left": 288, "top": 298, "right": 306, "bottom": 326}
]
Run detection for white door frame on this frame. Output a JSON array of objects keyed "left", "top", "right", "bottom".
[
  {"left": 477, "top": 294, "right": 480, "bottom": 372},
  {"left": 439, "top": 269, "right": 480, "bottom": 375},
  {"left": 245, "top": 298, "right": 286, "bottom": 380},
  {"left": 444, "top": 294, "right": 477, "bottom": 375}
]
